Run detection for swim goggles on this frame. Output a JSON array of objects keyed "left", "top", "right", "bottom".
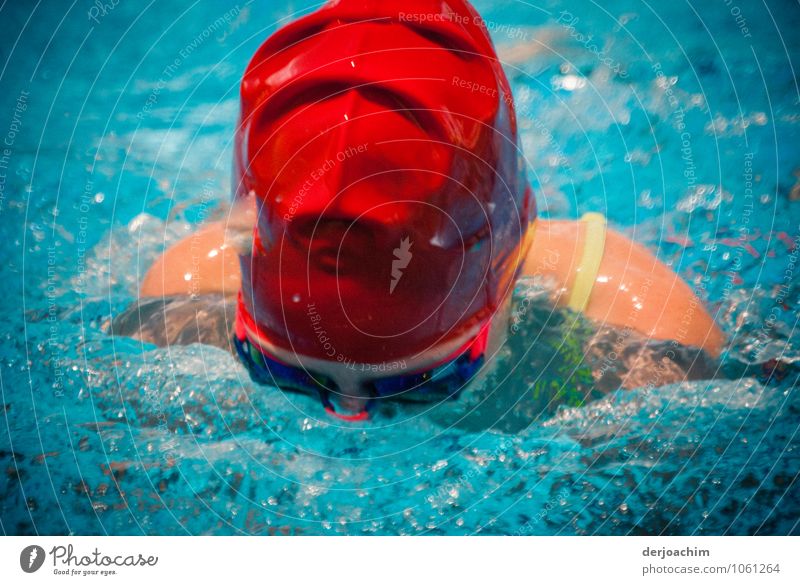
[{"left": 233, "top": 295, "right": 489, "bottom": 422}]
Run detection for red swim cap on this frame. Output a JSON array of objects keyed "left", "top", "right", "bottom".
[{"left": 234, "top": 0, "right": 535, "bottom": 364}]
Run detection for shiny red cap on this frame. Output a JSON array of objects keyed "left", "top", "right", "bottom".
[{"left": 234, "top": 0, "right": 535, "bottom": 364}]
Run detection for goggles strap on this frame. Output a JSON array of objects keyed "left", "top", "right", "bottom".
[{"left": 234, "top": 293, "right": 491, "bottom": 422}]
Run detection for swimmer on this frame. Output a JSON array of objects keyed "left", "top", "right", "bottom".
[{"left": 113, "top": 0, "right": 724, "bottom": 420}]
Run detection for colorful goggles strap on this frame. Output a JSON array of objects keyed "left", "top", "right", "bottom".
[
  {"left": 232, "top": 334, "right": 371, "bottom": 422},
  {"left": 233, "top": 293, "right": 490, "bottom": 421}
]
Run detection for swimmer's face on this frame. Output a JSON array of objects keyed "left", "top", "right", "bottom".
[
  {"left": 229, "top": 185, "right": 519, "bottom": 413},
  {"left": 264, "top": 294, "right": 511, "bottom": 414}
]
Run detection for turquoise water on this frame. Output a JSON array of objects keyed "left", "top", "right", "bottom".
[{"left": 1, "top": 0, "right": 799, "bottom": 535}]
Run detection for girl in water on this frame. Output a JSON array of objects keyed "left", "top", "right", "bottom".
[{"left": 113, "top": 0, "right": 724, "bottom": 422}]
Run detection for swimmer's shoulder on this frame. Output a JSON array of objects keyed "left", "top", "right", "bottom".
[{"left": 140, "top": 222, "right": 242, "bottom": 298}]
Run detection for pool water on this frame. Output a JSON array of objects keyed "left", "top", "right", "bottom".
[{"left": 1, "top": 0, "right": 799, "bottom": 535}]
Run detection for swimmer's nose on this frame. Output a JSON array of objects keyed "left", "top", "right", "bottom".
[
  {"left": 335, "top": 394, "right": 370, "bottom": 413},
  {"left": 330, "top": 380, "right": 373, "bottom": 414}
]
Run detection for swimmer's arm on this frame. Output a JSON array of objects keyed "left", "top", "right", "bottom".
[
  {"left": 523, "top": 219, "right": 726, "bottom": 357},
  {"left": 140, "top": 222, "right": 242, "bottom": 298}
]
